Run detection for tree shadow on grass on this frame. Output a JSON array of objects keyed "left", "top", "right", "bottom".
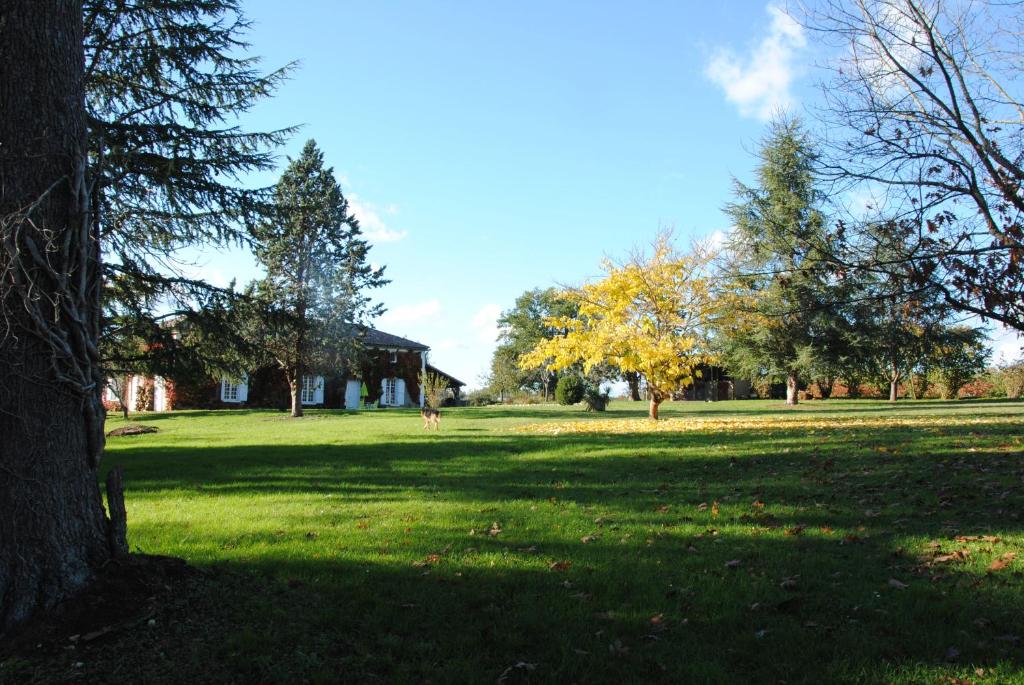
[
  {"left": 26, "top": 533, "right": 1023, "bottom": 683},
  {"left": 90, "top": 413, "right": 1024, "bottom": 683}
]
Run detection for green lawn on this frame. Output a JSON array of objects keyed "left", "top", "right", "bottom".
[{"left": 12, "top": 400, "right": 1024, "bottom": 683}]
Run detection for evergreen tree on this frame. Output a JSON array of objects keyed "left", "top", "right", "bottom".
[
  {"left": 85, "top": 0, "right": 294, "bottom": 381},
  {"left": 250, "top": 140, "right": 387, "bottom": 417},
  {"left": 719, "top": 118, "right": 834, "bottom": 405}
]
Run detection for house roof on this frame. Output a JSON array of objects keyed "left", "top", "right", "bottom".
[
  {"left": 426, "top": 363, "right": 465, "bottom": 388},
  {"left": 361, "top": 327, "right": 430, "bottom": 351}
]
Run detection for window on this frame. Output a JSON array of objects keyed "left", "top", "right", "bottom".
[
  {"left": 222, "top": 378, "right": 239, "bottom": 402},
  {"left": 389, "top": 350, "right": 398, "bottom": 363},
  {"left": 301, "top": 375, "right": 317, "bottom": 404},
  {"left": 221, "top": 373, "right": 247, "bottom": 403},
  {"left": 383, "top": 377, "right": 397, "bottom": 406}
]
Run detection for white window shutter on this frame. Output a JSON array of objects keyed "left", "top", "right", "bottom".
[
  {"left": 237, "top": 373, "right": 248, "bottom": 402},
  {"left": 396, "top": 379, "right": 406, "bottom": 406},
  {"left": 380, "top": 379, "right": 386, "bottom": 405},
  {"left": 220, "top": 377, "right": 229, "bottom": 402},
  {"left": 314, "top": 376, "right": 324, "bottom": 404}
]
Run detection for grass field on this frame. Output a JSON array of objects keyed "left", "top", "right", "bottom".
[{"left": 6, "top": 399, "right": 1024, "bottom": 683}]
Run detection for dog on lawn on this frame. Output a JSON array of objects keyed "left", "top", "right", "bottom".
[{"left": 421, "top": 406, "right": 441, "bottom": 430}]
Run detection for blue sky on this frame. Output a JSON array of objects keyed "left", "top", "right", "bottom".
[{"left": 189, "top": 1, "right": 1019, "bottom": 387}]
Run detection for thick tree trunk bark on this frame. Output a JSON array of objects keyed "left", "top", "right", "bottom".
[
  {"left": 0, "top": 0, "right": 114, "bottom": 636},
  {"left": 786, "top": 374, "right": 799, "bottom": 405},
  {"left": 649, "top": 398, "right": 661, "bottom": 420},
  {"left": 889, "top": 378, "right": 899, "bottom": 402}
]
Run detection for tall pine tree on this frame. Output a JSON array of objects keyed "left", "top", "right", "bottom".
[
  {"left": 85, "top": 0, "right": 295, "bottom": 384},
  {"left": 719, "top": 118, "right": 833, "bottom": 405},
  {"left": 250, "top": 140, "right": 387, "bottom": 417}
]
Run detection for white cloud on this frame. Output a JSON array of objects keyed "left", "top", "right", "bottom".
[
  {"left": 472, "top": 303, "right": 503, "bottom": 343},
  {"left": 705, "top": 5, "right": 806, "bottom": 120},
  {"left": 707, "top": 228, "right": 729, "bottom": 250},
  {"left": 993, "top": 326, "right": 1023, "bottom": 364},
  {"left": 348, "top": 193, "right": 408, "bottom": 243},
  {"left": 377, "top": 299, "right": 441, "bottom": 327}
]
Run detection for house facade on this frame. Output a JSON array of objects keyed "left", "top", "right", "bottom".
[
  {"left": 672, "top": 365, "right": 754, "bottom": 401},
  {"left": 106, "top": 328, "right": 464, "bottom": 414}
]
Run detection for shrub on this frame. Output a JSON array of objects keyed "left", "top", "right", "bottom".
[
  {"left": 582, "top": 385, "right": 610, "bottom": 412},
  {"left": 506, "top": 391, "right": 544, "bottom": 405},
  {"left": 465, "top": 389, "right": 495, "bottom": 406},
  {"left": 418, "top": 370, "right": 450, "bottom": 409},
  {"left": 555, "top": 375, "right": 585, "bottom": 405}
]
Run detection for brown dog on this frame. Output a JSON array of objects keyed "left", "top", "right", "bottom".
[{"left": 421, "top": 407, "right": 441, "bottom": 430}]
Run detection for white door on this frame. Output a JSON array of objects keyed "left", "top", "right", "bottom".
[
  {"left": 345, "top": 380, "right": 361, "bottom": 410},
  {"left": 153, "top": 377, "right": 167, "bottom": 411}
]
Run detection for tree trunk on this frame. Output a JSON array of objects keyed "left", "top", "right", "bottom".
[
  {"left": 786, "top": 374, "right": 799, "bottom": 405},
  {"left": 289, "top": 376, "right": 303, "bottom": 417},
  {"left": 889, "top": 367, "right": 900, "bottom": 402},
  {"left": 649, "top": 397, "right": 661, "bottom": 420},
  {"left": 0, "top": 0, "right": 114, "bottom": 635},
  {"left": 625, "top": 372, "right": 642, "bottom": 401}
]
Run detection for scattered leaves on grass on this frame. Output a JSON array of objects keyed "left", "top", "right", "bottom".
[
  {"left": 988, "top": 552, "right": 1016, "bottom": 572},
  {"left": 932, "top": 550, "right": 970, "bottom": 565},
  {"left": 725, "top": 559, "right": 742, "bottom": 569},
  {"left": 888, "top": 578, "right": 908, "bottom": 590},
  {"left": 514, "top": 414, "right": 1018, "bottom": 436},
  {"left": 549, "top": 561, "right": 572, "bottom": 572},
  {"left": 779, "top": 576, "right": 799, "bottom": 591},
  {"left": 580, "top": 535, "right": 598, "bottom": 544},
  {"left": 411, "top": 553, "right": 442, "bottom": 568},
  {"left": 784, "top": 525, "right": 806, "bottom": 536},
  {"left": 956, "top": 535, "right": 1001, "bottom": 544}
]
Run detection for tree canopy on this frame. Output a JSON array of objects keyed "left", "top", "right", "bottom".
[
  {"left": 86, "top": 0, "right": 294, "bottom": 381},
  {"left": 248, "top": 139, "right": 387, "bottom": 417},
  {"left": 717, "top": 118, "right": 836, "bottom": 404},
  {"left": 521, "top": 234, "right": 716, "bottom": 419},
  {"left": 811, "top": 0, "right": 1024, "bottom": 332}
]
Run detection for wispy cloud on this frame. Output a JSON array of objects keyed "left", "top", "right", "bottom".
[
  {"left": 348, "top": 193, "right": 408, "bottom": 243},
  {"left": 472, "top": 303, "right": 503, "bottom": 343},
  {"left": 705, "top": 5, "right": 806, "bottom": 120},
  {"left": 378, "top": 298, "right": 441, "bottom": 327}
]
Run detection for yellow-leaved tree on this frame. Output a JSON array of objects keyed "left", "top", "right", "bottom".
[{"left": 521, "top": 235, "right": 717, "bottom": 419}]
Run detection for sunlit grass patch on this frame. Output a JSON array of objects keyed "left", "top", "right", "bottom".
[{"left": 15, "top": 399, "right": 1021, "bottom": 683}]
